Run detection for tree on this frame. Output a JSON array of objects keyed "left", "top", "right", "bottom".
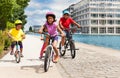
[
  {"left": 0, "top": 0, "right": 14, "bottom": 30},
  {"left": 0, "top": 0, "right": 30, "bottom": 30},
  {"left": 29, "top": 26, "right": 33, "bottom": 32}
]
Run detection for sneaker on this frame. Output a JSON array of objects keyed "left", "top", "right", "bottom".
[
  {"left": 10, "top": 51, "right": 14, "bottom": 55},
  {"left": 53, "top": 55, "right": 59, "bottom": 63},
  {"left": 20, "top": 53, "right": 24, "bottom": 57},
  {"left": 39, "top": 56, "right": 42, "bottom": 59},
  {"left": 61, "top": 46, "right": 65, "bottom": 51}
]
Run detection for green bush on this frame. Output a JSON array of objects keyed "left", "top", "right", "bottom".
[
  {"left": 0, "top": 30, "right": 11, "bottom": 54},
  {"left": 0, "top": 30, "right": 4, "bottom": 54},
  {"left": 2, "top": 30, "right": 11, "bottom": 50}
]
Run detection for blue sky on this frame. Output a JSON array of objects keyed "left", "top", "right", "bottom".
[{"left": 24, "top": 0, "right": 80, "bottom": 31}]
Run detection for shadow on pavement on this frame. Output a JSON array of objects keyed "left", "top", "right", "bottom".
[
  {"left": 21, "top": 65, "right": 45, "bottom": 73},
  {"left": 0, "top": 59, "right": 16, "bottom": 63},
  {"left": 60, "top": 55, "right": 72, "bottom": 59}
]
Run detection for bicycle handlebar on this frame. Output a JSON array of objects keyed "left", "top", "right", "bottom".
[{"left": 41, "top": 32, "right": 61, "bottom": 37}]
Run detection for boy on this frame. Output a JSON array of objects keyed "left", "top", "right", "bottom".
[
  {"left": 8, "top": 20, "right": 25, "bottom": 57},
  {"left": 59, "top": 10, "right": 80, "bottom": 51}
]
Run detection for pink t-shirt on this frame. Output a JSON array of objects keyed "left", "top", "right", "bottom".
[{"left": 44, "top": 22, "right": 58, "bottom": 37}]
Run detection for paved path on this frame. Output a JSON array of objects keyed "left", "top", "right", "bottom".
[
  {"left": 0, "top": 35, "right": 62, "bottom": 78},
  {"left": 56, "top": 42, "right": 120, "bottom": 78}
]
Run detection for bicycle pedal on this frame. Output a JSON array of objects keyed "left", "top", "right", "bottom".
[
  {"left": 75, "top": 48, "right": 79, "bottom": 50},
  {"left": 67, "top": 49, "right": 71, "bottom": 51}
]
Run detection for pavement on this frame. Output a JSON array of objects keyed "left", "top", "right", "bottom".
[
  {"left": 0, "top": 35, "right": 62, "bottom": 78},
  {"left": 56, "top": 42, "right": 120, "bottom": 78},
  {"left": 1, "top": 34, "right": 120, "bottom": 78}
]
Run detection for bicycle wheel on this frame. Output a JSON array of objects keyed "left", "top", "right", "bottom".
[
  {"left": 59, "top": 41, "right": 66, "bottom": 56},
  {"left": 70, "top": 41, "right": 76, "bottom": 59},
  {"left": 15, "top": 51, "right": 21, "bottom": 63},
  {"left": 44, "top": 46, "right": 52, "bottom": 72}
]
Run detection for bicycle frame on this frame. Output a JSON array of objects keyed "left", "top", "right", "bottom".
[
  {"left": 47, "top": 37, "right": 55, "bottom": 60},
  {"left": 15, "top": 42, "right": 19, "bottom": 51},
  {"left": 14, "top": 41, "right": 21, "bottom": 63}
]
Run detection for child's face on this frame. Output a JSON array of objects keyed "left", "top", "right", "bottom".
[
  {"left": 47, "top": 16, "right": 54, "bottom": 24},
  {"left": 16, "top": 25, "right": 22, "bottom": 30},
  {"left": 63, "top": 14, "right": 69, "bottom": 19}
]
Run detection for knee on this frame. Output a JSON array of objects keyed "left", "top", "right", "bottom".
[{"left": 53, "top": 44, "right": 57, "bottom": 48}]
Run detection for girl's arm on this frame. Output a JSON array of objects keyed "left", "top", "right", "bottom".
[
  {"left": 38, "top": 25, "right": 44, "bottom": 34},
  {"left": 57, "top": 25, "right": 65, "bottom": 37}
]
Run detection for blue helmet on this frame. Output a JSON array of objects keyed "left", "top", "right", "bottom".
[{"left": 63, "top": 10, "right": 70, "bottom": 15}]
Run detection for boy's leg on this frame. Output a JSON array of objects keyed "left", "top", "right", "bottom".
[
  {"left": 18, "top": 41, "right": 24, "bottom": 57},
  {"left": 61, "top": 30, "right": 66, "bottom": 51},
  {"left": 61, "top": 31, "right": 66, "bottom": 46},
  {"left": 10, "top": 41, "right": 15, "bottom": 55}
]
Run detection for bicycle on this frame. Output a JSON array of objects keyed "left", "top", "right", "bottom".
[
  {"left": 14, "top": 41, "right": 21, "bottom": 63},
  {"left": 59, "top": 28, "right": 79, "bottom": 59},
  {"left": 42, "top": 32, "right": 60, "bottom": 72}
]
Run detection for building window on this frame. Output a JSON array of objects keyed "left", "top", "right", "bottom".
[
  {"left": 91, "top": 8, "right": 98, "bottom": 12},
  {"left": 99, "top": 3, "right": 105, "bottom": 7},
  {"left": 116, "top": 27, "right": 120, "bottom": 33},
  {"left": 115, "top": 14, "right": 120, "bottom": 18},
  {"left": 91, "top": 20, "right": 98, "bottom": 25},
  {"left": 107, "top": 9, "right": 114, "bottom": 12},
  {"left": 100, "top": 27, "right": 106, "bottom": 33},
  {"left": 107, "top": 14, "right": 114, "bottom": 18},
  {"left": 108, "top": 27, "right": 114, "bottom": 33},
  {"left": 99, "top": 20, "right": 106, "bottom": 25},
  {"left": 99, "top": 14, "right": 106, "bottom": 18},
  {"left": 107, "top": 3, "right": 112, "bottom": 6},
  {"left": 91, "top": 27, "right": 98, "bottom": 33},
  {"left": 81, "top": 27, "right": 89, "bottom": 33},
  {"left": 116, "top": 20, "right": 120, "bottom": 25},
  {"left": 91, "top": 14, "right": 98, "bottom": 18},
  {"left": 99, "top": 8, "right": 105, "bottom": 12},
  {"left": 115, "top": 9, "right": 120, "bottom": 12},
  {"left": 107, "top": 20, "right": 114, "bottom": 25}
]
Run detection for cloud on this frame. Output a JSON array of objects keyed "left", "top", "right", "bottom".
[{"left": 24, "top": 0, "right": 80, "bottom": 31}]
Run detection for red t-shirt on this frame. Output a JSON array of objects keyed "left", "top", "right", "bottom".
[{"left": 59, "top": 17, "right": 74, "bottom": 28}]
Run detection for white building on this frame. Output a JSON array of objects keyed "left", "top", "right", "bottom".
[
  {"left": 32, "top": 25, "right": 41, "bottom": 33},
  {"left": 69, "top": 0, "right": 120, "bottom": 34}
]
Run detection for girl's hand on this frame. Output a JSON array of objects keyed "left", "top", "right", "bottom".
[
  {"left": 61, "top": 33, "right": 65, "bottom": 37},
  {"left": 40, "top": 37, "right": 44, "bottom": 40}
]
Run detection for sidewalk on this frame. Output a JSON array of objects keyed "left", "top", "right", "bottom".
[
  {"left": 56, "top": 41, "right": 120, "bottom": 78},
  {"left": 0, "top": 35, "right": 62, "bottom": 78}
]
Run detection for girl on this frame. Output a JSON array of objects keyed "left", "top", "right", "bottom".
[{"left": 39, "top": 12, "right": 64, "bottom": 62}]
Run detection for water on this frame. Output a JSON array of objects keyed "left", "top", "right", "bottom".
[
  {"left": 73, "top": 34, "right": 120, "bottom": 50},
  {"left": 30, "top": 33, "right": 120, "bottom": 50}
]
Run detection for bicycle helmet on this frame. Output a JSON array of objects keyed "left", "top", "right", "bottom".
[
  {"left": 15, "top": 20, "right": 22, "bottom": 25},
  {"left": 46, "top": 12, "right": 56, "bottom": 19},
  {"left": 63, "top": 10, "right": 70, "bottom": 15}
]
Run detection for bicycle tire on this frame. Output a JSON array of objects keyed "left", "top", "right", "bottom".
[
  {"left": 15, "top": 51, "right": 21, "bottom": 63},
  {"left": 70, "top": 41, "right": 76, "bottom": 59},
  {"left": 44, "top": 46, "right": 51, "bottom": 72},
  {"left": 59, "top": 41, "right": 66, "bottom": 56}
]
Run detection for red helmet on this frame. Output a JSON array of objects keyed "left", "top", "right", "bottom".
[{"left": 46, "top": 12, "right": 56, "bottom": 19}]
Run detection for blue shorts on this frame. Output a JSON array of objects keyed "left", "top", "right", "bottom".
[{"left": 52, "top": 36, "right": 58, "bottom": 41}]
